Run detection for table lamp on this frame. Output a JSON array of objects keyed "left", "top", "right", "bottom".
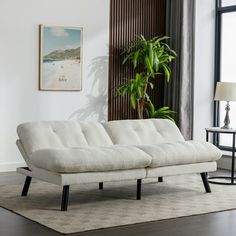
[{"left": 214, "top": 82, "right": 236, "bottom": 129}]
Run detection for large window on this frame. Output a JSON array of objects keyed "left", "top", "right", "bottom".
[
  {"left": 215, "top": 1, "right": 236, "bottom": 149},
  {"left": 221, "top": 0, "right": 236, "bottom": 7}
]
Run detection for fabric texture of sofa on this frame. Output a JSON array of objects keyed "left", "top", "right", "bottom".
[{"left": 16, "top": 119, "right": 222, "bottom": 211}]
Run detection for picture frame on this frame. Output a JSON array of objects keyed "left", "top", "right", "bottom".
[{"left": 39, "top": 25, "right": 83, "bottom": 91}]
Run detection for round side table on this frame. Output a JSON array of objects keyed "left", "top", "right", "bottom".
[{"left": 205, "top": 127, "right": 236, "bottom": 185}]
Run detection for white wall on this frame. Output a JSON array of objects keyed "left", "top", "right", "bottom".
[
  {"left": 193, "top": 0, "right": 215, "bottom": 140},
  {"left": 0, "top": 0, "right": 217, "bottom": 171},
  {"left": 0, "top": 0, "right": 110, "bottom": 171}
]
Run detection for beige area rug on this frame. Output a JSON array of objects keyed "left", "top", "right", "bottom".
[{"left": 0, "top": 174, "right": 236, "bottom": 234}]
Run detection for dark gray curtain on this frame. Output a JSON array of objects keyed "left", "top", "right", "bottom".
[{"left": 165, "top": 0, "right": 195, "bottom": 140}]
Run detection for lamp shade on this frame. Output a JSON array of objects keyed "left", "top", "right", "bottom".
[{"left": 214, "top": 82, "right": 236, "bottom": 101}]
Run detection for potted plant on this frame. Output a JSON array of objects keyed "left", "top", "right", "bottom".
[{"left": 117, "top": 35, "right": 176, "bottom": 120}]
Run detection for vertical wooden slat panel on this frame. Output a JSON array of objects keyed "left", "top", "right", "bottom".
[{"left": 108, "top": 0, "right": 166, "bottom": 121}]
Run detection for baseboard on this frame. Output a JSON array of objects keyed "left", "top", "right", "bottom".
[{"left": 0, "top": 161, "right": 26, "bottom": 172}]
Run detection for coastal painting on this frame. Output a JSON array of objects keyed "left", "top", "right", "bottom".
[{"left": 39, "top": 25, "right": 82, "bottom": 91}]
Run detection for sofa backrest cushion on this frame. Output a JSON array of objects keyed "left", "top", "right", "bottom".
[
  {"left": 17, "top": 119, "right": 184, "bottom": 158},
  {"left": 102, "top": 119, "right": 184, "bottom": 145},
  {"left": 17, "top": 121, "right": 113, "bottom": 157}
]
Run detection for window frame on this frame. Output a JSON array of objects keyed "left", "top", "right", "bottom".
[{"left": 214, "top": 0, "right": 236, "bottom": 151}]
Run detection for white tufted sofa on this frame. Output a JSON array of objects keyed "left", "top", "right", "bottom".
[{"left": 16, "top": 119, "right": 222, "bottom": 211}]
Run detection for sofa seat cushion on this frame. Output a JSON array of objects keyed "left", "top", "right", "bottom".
[
  {"left": 136, "top": 141, "right": 222, "bottom": 168},
  {"left": 30, "top": 146, "right": 152, "bottom": 173}
]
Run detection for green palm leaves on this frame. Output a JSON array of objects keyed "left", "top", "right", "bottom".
[
  {"left": 118, "top": 34, "right": 176, "bottom": 120},
  {"left": 123, "top": 35, "right": 176, "bottom": 80},
  {"left": 117, "top": 73, "right": 150, "bottom": 109},
  {"left": 146, "top": 101, "right": 176, "bottom": 123}
]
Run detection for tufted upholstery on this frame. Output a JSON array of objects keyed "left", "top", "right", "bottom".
[
  {"left": 137, "top": 141, "right": 222, "bottom": 168},
  {"left": 30, "top": 146, "right": 152, "bottom": 173},
  {"left": 16, "top": 118, "right": 223, "bottom": 211},
  {"left": 17, "top": 119, "right": 222, "bottom": 174},
  {"left": 17, "top": 119, "right": 184, "bottom": 158},
  {"left": 102, "top": 119, "right": 184, "bottom": 145},
  {"left": 17, "top": 121, "right": 113, "bottom": 157}
]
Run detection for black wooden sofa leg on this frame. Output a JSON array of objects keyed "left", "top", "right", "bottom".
[
  {"left": 158, "top": 177, "right": 163, "bottom": 182},
  {"left": 61, "top": 185, "right": 70, "bottom": 211},
  {"left": 99, "top": 182, "right": 103, "bottom": 190},
  {"left": 200, "top": 172, "right": 211, "bottom": 193},
  {"left": 137, "top": 179, "right": 142, "bottom": 200},
  {"left": 21, "top": 176, "right": 32, "bottom": 196}
]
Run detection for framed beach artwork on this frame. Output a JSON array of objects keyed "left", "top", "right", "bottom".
[{"left": 39, "top": 25, "right": 83, "bottom": 91}]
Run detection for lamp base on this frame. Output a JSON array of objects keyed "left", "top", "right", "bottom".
[
  {"left": 221, "top": 101, "right": 231, "bottom": 129},
  {"left": 221, "top": 125, "right": 232, "bottom": 130}
]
